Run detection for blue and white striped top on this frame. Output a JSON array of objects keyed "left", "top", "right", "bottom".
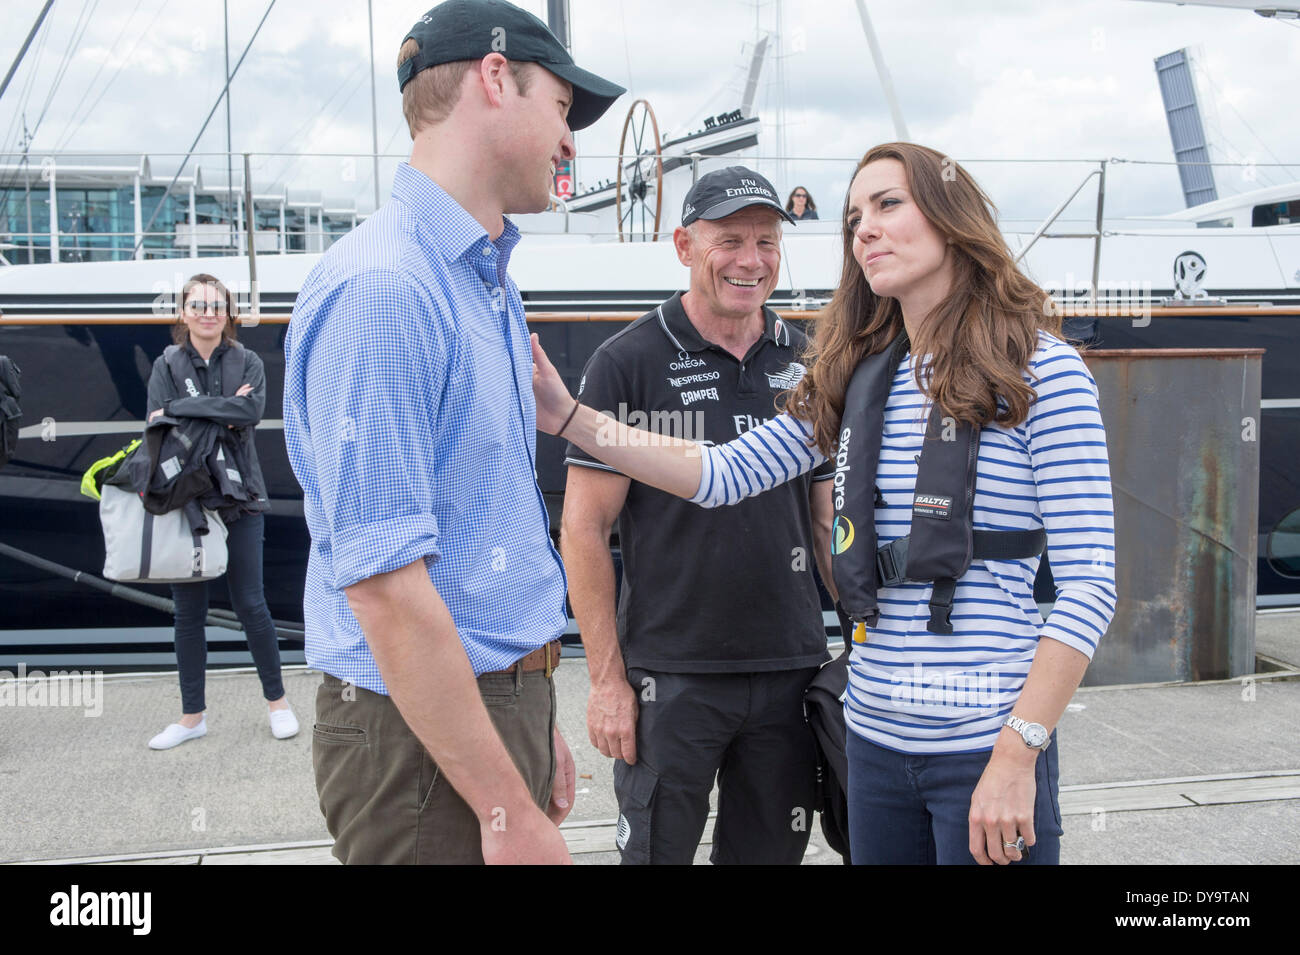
[{"left": 691, "top": 331, "right": 1117, "bottom": 754}]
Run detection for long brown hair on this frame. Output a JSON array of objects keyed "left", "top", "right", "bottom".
[
  {"left": 174, "top": 273, "right": 239, "bottom": 346},
  {"left": 784, "top": 143, "right": 1060, "bottom": 457},
  {"left": 785, "top": 185, "right": 816, "bottom": 213}
]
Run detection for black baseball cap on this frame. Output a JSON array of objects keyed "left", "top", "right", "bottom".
[
  {"left": 681, "top": 166, "right": 796, "bottom": 227},
  {"left": 397, "top": 0, "right": 625, "bottom": 131}
]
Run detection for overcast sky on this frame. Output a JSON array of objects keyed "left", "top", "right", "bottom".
[{"left": 1, "top": 0, "right": 1297, "bottom": 226}]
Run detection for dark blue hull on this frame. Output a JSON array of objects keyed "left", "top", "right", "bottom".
[{"left": 2, "top": 306, "right": 1298, "bottom": 663}]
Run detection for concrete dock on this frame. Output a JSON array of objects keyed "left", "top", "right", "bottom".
[{"left": 2, "top": 610, "right": 1298, "bottom": 865}]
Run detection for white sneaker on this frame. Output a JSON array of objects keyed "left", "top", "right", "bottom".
[
  {"left": 149, "top": 717, "right": 207, "bottom": 750},
  {"left": 269, "top": 705, "right": 299, "bottom": 740}
]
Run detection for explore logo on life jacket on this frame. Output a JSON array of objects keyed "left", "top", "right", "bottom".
[
  {"left": 833, "top": 426, "right": 851, "bottom": 510},
  {"left": 831, "top": 515, "right": 855, "bottom": 555}
]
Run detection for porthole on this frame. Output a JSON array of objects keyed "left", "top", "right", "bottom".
[{"left": 1266, "top": 506, "right": 1300, "bottom": 579}]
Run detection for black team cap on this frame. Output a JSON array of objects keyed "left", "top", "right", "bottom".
[
  {"left": 681, "top": 166, "right": 796, "bottom": 227},
  {"left": 397, "top": 0, "right": 626, "bottom": 132}
]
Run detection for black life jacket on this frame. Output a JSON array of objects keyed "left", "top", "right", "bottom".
[
  {"left": 165, "top": 341, "right": 245, "bottom": 402},
  {"left": 829, "top": 332, "right": 1046, "bottom": 636}
]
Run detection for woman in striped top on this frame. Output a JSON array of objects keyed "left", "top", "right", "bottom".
[{"left": 533, "top": 142, "right": 1116, "bottom": 865}]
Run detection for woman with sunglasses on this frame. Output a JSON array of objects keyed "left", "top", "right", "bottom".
[
  {"left": 786, "top": 186, "right": 818, "bottom": 220},
  {"left": 533, "top": 143, "right": 1115, "bottom": 865},
  {"left": 144, "top": 273, "right": 297, "bottom": 749}
]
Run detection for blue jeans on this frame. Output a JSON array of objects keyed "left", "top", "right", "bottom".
[
  {"left": 170, "top": 512, "right": 284, "bottom": 713},
  {"left": 846, "top": 728, "right": 1064, "bottom": 865}
]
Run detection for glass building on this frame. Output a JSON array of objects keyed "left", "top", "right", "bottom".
[{"left": 0, "top": 155, "right": 363, "bottom": 264}]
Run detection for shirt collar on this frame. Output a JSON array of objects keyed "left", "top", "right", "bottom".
[
  {"left": 657, "top": 291, "right": 789, "bottom": 353},
  {"left": 390, "top": 162, "right": 522, "bottom": 268},
  {"left": 184, "top": 339, "right": 228, "bottom": 365}
]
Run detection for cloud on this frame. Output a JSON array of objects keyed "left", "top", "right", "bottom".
[{"left": 0, "top": 0, "right": 1295, "bottom": 222}]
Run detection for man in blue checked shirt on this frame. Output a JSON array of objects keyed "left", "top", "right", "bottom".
[{"left": 283, "top": 0, "right": 623, "bottom": 865}]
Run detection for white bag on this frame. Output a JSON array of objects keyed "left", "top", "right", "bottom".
[{"left": 100, "top": 484, "right": 228, "bottom": 583}]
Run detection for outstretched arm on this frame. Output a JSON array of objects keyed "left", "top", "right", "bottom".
[{"left": 532, "top": 334, "right": 826, "bottom": 505}]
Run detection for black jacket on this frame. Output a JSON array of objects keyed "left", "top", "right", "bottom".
[{"left": 143, "top": 340, "right": 270, "bottom": 524}]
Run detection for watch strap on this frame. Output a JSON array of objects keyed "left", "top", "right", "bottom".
[{"left": 1003, "top": 715, "right": 1050, "bottom": 750}]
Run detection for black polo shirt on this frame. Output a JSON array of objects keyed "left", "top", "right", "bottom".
[{"left": 565, "top": 291, "right": 833, "bottom": 673}]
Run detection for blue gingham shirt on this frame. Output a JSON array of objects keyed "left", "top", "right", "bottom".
[{"left": 283, "top": 163, "right": 568, "bottom": 693}]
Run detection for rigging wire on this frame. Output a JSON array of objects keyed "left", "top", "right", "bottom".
[
  {"left": 351, "top": 112, "right": 416, "bottom": 207},
  {"left": 620, "top": 1, "right": 636, "bottom": 95},
  {"left": 52, "top": 0, "right": 173, "bottom": 155},
  {"left": 0, "top": 8, "right": 54, "bottom": 161},
  {"left": 256, "top": 59, "right": 367, "bottom": 166},
  {"left": 266, "top": 67, "right": 369, "bottom": 189},
  {"left": 257, "top": 60, "right": 368, "bottom": 187},
  {"left": 1195, "top": 58, "right": 1299, "bottom": 183},
  {"left": 29, "top": 0, "right": 100, "bottom": 146},
  {"left": 0, "top": 10, "right": 57, "bottom": 236},
  {"left": 50, "top": 0, "right": 149, "bottom": 153},
  {"left": 131, "top": 0, "right": 278, "bottom": 258},
  {"left": 0, "top": 0, "right": 55, "bottom": 105}
]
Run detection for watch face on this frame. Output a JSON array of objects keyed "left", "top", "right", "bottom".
[{"left": 1024, "top": 723, "right": 1049, "bottom": 749}]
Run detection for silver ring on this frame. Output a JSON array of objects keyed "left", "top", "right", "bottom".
[{"left": 1002, "top": 837, "right": 1025, "bottom": 851}]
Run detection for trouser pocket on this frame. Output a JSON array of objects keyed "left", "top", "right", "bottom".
[{"left": 613, "top": 759, "right": 661, "bottom": 864}]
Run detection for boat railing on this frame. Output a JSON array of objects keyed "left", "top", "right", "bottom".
[
  {"left": 4, "top": 305, "right": 1299, "bottom": 330},
  {"left": 3, "top": 150, "right": 1298, "bottom": 308}
]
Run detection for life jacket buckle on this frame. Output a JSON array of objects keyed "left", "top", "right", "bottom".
[
  {"left": 926, "top": 578, "right": 958, "bottom": 635},
  {"left": 875, "top": 536, "right": 909, "bottom": 588}
]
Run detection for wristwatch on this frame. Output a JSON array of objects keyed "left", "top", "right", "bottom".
[{"left": 1003, "top": 715, "right": 1050, "bottom": 751}]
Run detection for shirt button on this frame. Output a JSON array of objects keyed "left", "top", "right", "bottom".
[{"left": 481, "top": 246, "right": 493, "bottom": 256}]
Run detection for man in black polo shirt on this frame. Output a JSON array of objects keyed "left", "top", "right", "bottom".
[{"left": 562, "top": 167, "right": 835, "bottom": 864}]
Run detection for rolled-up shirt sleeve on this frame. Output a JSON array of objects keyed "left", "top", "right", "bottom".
[{"left": 300, "top": 270, "right": 448, "bottom": 590}]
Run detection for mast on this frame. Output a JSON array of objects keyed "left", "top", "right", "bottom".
[
  {"left": 0, "top": 0, "right": 54, "bottom": 104},
  {"left": 853, "top": 0, "right": 909, "bottom": 141},
  {"left": 22, "top": 113, "right": 34, "bottom": 264},
  {"left": 2, "top": 0, "right": 54, "bottom": 264},
  {"left": 224, "top": 1, "right": 236, "bottom": 250},
  {"left": 368, "top": 0, "right": 381, "bottom": 212},
  {"left": 546, "top": 0, "right": 574, "bottom": 201}
]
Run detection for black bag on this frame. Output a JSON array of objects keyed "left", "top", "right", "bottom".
[
  {"left": 0, "top": 355, "right": 22, "bottom": 469},
  {"left": 803, "top": 604, "right": 855, "bottom": 863}
]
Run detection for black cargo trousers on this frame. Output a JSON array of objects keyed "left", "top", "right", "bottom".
[{"left": 613, "top": 666, "right": 821, "bottom": 865}]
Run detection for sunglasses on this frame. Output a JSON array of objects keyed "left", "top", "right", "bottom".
[
  {"left": 793, "top": 193, "right": 808, "bottom": 199},
  {"left": 184, "top": 300, "right": 226, "bottom": 316}
]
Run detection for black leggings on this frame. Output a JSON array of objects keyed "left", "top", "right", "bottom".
[{"left": 170, "top": 512, "right": 284, "bottom": 713}]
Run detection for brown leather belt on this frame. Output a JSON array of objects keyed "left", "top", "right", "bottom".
[{"left": 483, "top": 639, "right": 561, "bottom": 678}]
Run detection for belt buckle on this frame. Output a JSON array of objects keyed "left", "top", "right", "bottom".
[{"left": 544, "top": 640, "right": 556, "bottom": 678}]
